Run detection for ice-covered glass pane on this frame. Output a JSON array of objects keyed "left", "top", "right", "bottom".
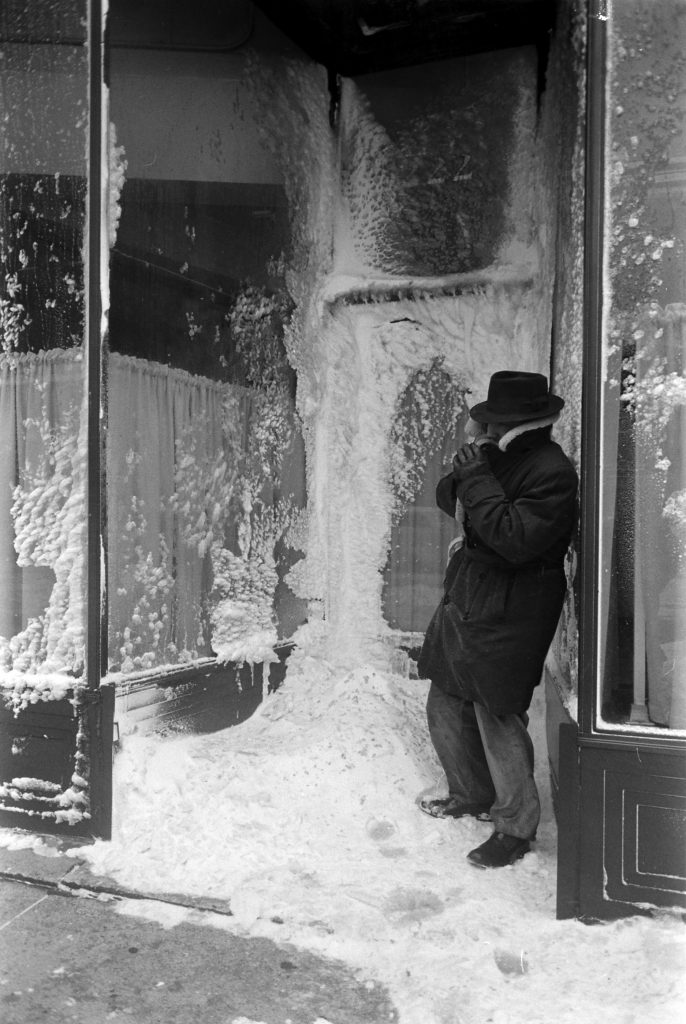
[
  {"left": 383, "top": 363, "right": 469, "bottom": 633},
  {"left": 599, "top": 0, "right": 686, "bottom": 732},
  {"left": 342, "top": 50, "right": 532, "bottom": 275},
  {"left": 0, "top": 0, "right": 89, "bottom": 709},
  {"left": 105, "top": 8, "right": 307, "bottom": 677}
]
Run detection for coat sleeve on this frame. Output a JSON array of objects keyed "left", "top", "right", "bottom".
[{"left": 453, "top": 455, "right": 578, "bottom": 563}]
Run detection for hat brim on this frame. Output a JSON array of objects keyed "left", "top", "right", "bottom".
[{"left": 468, "top": 394, "right": 564, "bottom": 423}]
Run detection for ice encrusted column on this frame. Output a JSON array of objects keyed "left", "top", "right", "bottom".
[{"left": 246, "top": 50, "right": 557, "bottom": 671}]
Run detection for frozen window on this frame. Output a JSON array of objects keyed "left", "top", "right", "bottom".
[
  {"left": 599, "top": 0, "right": 686, "bottom": 732},
  {"left": 105, "top": 11, "right": 307, "bottom": 677},
  {"left": 343, "top": 49, "right": 532, "bottom": 275},
  {"left": 0, "top": 0, "right": 89, "bottom": 709},
  {"left": 342, "top": 51, "right": 535, "bottom": 639}
]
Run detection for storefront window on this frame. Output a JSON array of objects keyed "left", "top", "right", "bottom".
[
  {"left": 0, "top": 0, "right": 89, "bottom": 711},
  {"left": 599, "top": 0, "right": 686, "bottom": 731},
  {"left": 105, "top": 5, "right": 306, "bottom": 677}
]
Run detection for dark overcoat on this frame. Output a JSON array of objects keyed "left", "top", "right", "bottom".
[{"left": 417, "top": 428, "right": 578, "bottom": 715}]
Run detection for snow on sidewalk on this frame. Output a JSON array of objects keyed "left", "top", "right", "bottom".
[{"left": 24, "top": 649, "right": 686, "bottom": 1024}]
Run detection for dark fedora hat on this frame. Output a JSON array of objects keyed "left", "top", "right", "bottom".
[{"left": 469, "top": 370, "right": 564, "bottom": 424}]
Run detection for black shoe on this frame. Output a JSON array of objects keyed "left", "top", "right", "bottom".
[
  {"left": 467, "top": 831, "right": 531, "bottom": 868},
  {"left": 419, "top": 796, "right": 492, "bottom": 821}
]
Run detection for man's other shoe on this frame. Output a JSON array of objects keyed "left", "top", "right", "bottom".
[{"left": 467, "top": 831, "right": 531, "bottom": 868}]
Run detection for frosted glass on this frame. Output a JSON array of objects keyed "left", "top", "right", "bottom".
[
  {"left": 599, "top": 0, "right": 686, "bottom": 732},
  {"left": 0, "top": 0, "right": 89, "bottom": 706}
]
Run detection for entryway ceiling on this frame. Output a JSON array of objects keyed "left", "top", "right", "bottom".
[{"left": 252, "top": 0, "right": 556, "bottom": 75}]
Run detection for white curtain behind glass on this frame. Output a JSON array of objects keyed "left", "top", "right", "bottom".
[
  {"left": 0, "top": 348, "right": 86, "bottom": 675},
  {"left": 0, "top": 349, "right": 304, "bottom": 682},
  {"left": 107, "top": 353, "right": 247, "bottom": 673}
]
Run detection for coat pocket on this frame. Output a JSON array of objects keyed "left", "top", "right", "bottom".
[{"left": 448, "top": 559, "right": 493, "bottom": 622}]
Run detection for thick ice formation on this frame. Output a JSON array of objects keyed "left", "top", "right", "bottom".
[{"left": 241, "top": 54, "right": 554, "bottom": 669}]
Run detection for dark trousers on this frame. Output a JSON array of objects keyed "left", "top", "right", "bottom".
[{"left": 426, "top": 682, "right": 540, "bottom": 840}]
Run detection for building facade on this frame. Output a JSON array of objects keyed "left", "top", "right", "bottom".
[{"left": 0, "top": 0, "right": 684, "bottom": 919}]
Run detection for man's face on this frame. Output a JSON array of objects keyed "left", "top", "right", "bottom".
[{"left": 485, "top": 421, "right": 509, "bottom": 440}]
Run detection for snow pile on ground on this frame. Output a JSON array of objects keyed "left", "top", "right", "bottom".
[{"left": 73, "top": 647, "right": 686, "bottom": 1024}]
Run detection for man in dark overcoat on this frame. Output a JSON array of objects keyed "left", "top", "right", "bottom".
[{"left": 417, "top": 370, "right": 578, "bottom": 868}]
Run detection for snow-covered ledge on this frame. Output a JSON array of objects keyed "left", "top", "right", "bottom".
[
  {"left": 291, "top": 265, "right": 549, "bottom": 671},
  {"left": 318, "top": 265, "right": 536, "bottom": 306}
]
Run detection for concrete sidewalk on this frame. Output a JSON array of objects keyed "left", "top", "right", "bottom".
[{"left": 0, "top": 836, "right": 398, "bottom": 1024}]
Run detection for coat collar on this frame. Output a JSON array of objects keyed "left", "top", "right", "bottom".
[
  {"left": 497, "top": 413, "right": 560, "bottom": 452},
  {"left": 466, "top": 412, "right": 560, "bottom": 453}
]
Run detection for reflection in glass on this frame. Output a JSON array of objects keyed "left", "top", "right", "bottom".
[
  {"left": 0, "top": 1, "right": 89, "bottom": 708},
  {"left": 600, "top": 0, "right": 686, "bottom": 730}
]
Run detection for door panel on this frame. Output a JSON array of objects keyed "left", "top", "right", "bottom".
[{"left": 574, "top": 742, "right": 686, "bottom": 919}]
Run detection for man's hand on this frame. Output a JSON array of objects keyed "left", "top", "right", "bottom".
[{"left": 452, "top": 442, "right": 488, "bottom": 477}]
